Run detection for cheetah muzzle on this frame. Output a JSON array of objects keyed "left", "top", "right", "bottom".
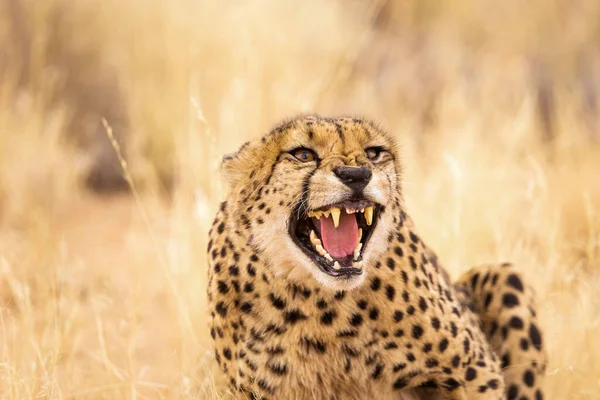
[{"left": 290, "top": 199, "right": 382, "bottom": 278}]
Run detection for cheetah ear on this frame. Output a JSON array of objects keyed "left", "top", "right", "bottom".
[{"left": 220, "top": 141, "right": 254, "bottom": 188}]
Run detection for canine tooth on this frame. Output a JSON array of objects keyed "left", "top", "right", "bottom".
[
  {"left": 358, "top": 228, "right": 363, "bottom": 241},
  {"left": 331, "top": 207, "right": 341, "bottom": 228},
  {"left": 333, "top": 261, "right": 341, "bottom": 270},
  {"left": 310, "top": 230, "right": 321, "bottom": 245},
  {"left": 324, "top": 253, "right": 333, "bottom": 262},
  {"left": 315, "top": 244, "right": 326, "bottom": 255},
  {"left": 353, "top": 242, "right": 363, "bottom": 259},
  {"left": 322, "top": 210, "right": 330, "bottom": 218},
  {"left": 353, "top": 261, "right": 363, "bottom": 269},
  {"left": 364, "top": 206, "right": 373, "bottom": 226}
]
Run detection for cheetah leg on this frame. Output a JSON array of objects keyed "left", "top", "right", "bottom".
[{"left": 455, "top": 263, "right": 547, "bottom": 400}]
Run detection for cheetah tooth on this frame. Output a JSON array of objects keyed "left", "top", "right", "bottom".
[
  {"left": 310, "top": 230, "right": 321, "bottom": 245},
  {"left": 322, "top": 209, "right": 331, "bottom": 219},
  {"left": 353, "top": 242, "right": 363, "bottom": 260},
  {"left": 352, "top": 261, "right": 363, "bottom": 269},
  {"left": 364, "top": 206, "right": 373, "bottom": 226},
  {"left": 315, "top": 244, "right": 326, "bottom": 256},
  {"left": 308, "top": 210, "right": 323, "bottom": 219},
  {"left": 331, "top": 207, "right": 341, "bottom": 228},
  {"left": 324, "top": 253, "right": 333, "bottom": 262},
  {"left": 358, "top": 228, "right": 363, "bottom": 242},
  {"left": 333, "top": 261, "right": 341, "bottom": 270}
]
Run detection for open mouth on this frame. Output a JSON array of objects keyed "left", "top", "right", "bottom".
[{"left": 289, "top": 199, "right": 381, "bottom": 277}]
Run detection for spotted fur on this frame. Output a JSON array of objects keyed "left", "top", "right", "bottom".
[{"left": 207, "top": 115, "right": 546, "bottom": 399}]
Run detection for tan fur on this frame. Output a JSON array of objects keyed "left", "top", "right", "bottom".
[{"left": 207, "top": 115, "right": 546, "bottom": 399}]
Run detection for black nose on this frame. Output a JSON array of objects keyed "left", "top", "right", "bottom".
[{"left": 333, "top": 166, "right": 372, "bottom": 192}]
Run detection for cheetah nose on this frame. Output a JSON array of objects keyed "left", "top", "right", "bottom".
[{"left": 333, "top": 166, "right": 372, "bottom": 193}]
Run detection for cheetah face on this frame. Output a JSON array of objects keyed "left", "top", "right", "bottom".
[{"left": 221, "top": 116, "right": 401, "bottom": 291}]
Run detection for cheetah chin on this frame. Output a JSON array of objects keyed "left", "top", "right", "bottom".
[{"left": 289, "top": 199, "right": 382, "bottom": 278}]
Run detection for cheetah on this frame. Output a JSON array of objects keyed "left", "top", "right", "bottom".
[{"left": 207, "top": 115, "right": 547, "bottom": 399}]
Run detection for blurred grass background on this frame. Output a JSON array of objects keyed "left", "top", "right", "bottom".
[{"left": 0, "top": 0, "right": 599, "bottom": 398}]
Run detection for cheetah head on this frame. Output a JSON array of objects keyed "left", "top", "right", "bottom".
[{"left": 220, "top": 115, "right": 402, "bottom": 291}]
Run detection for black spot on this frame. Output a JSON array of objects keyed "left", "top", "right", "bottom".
[
  {"left": 337, "top": 329, "right": 358, "bottom": 338},
  {"left": 401, "top": 271, "right": 408, "bottom": 284},
  {"left": 240, "top": 302, "right": 253, "bottom": 313},
  {"left": 223, "top": 348, "right": 232, "bottom": 360},
  {"left": 250, "top": 254, "right": 259, "bottom": 262},
  {"left": 409, "top": 232, "right": 419, "bottom": 243},
  {"left": 418, "top": 297, "right": 428, "bottom": 312},
  {"left": 507, "top": 384, "right": 519, "bottom": 399},
  {"left": 369, "top": 308, "right": 379, "bottom": 320},
  {"left": 502, "top": 293, "right": 520, "bottom": 308},
  {"left": 450, "top": 322, "right": 458, "bottom": 337},
  {"left": 520, "top": 338, "right": 530, "bottom": 351},
  {"left": 393, "top": 377, "right": 409, "bottom": 390},
  {"left": 487, "top": 379, "right": 499, "bottom": 389},
  {"left": 407, "top": 306, "right": 416, "bottom": 315},
  {"left": 371, "top": 277, "right": 381, "bottom": 291},
  {"left": 412, "top": 325, "right": 424, "bottom": 339},
  {"left": 386, "top": 258, "right": 396, "bottom": 271},
  {"left": 320, "top": 310, "right": 337, "bottom": 325},
  {"left": 243, "top": 282, "right": 255, "bottom": 293},
  {"left": 529, "top": 323, "right": 543, "bottom": 350},
  {"left": 335, "top": 291, "right": 346, "bottom": 300},
  {"left": 439, "top": 338, "right": 449, "bottom": 353},
  {"left": 394, "top": 329, "right": 404, "bottom": 337},
  {"left": 215, "top": 302, "right": 227, "bottom": 317},
  {"left": 509, "top": 316, "right": 524, "bottom": 329},
  {"left": 470, "top": 273, "right": 480, "bottom": 289},
  {"left": 465, "top": 367, "right": 477, "bottom": 381},
  {"left": 269, "top": 293, "right": 286, "bottom": 310},
  {"left": 228, "top": 265, "right": 239, "bottom": 276},
  {"left": 425, "top": 358, "right": 439, "bottom": 368},
  {"left": 385, "top": 285, "right": 396, "bottom": 301},
  {"left": 535, "top": 389, "right": 544, "bottom": 400},
  {"left": 393, "top": 363, "right": 407, "bottom": 372},
  {"left": 407, "top": 353, "right": 416, "bottom": 362},
  {"left": 217, "top": 222, "right": 225, "bottom": 234},
  {"left": 394, "top": 247, "right": 404, "bottom": 257},
  {"left": 246, "top": 264, "right": 256, "bottom": 276},
  {"left": 422, "top": 343, "right": 432, "bottom": 353},
  {"left": 217, "top": 280, "right": 229, "bottom": 294},
  {"left": 431, "top": 317, "right": 441, "bottom": 331},
  {"left": 284, "top": 309, "right": 307, "bottom": 324},
  {"left": 393, "top": 310, "right": 404, "bottom": 323},
  {"left": 402, "top": 291, "right": 410, "bottom": 302},
  {"left": 409, "top": 256, "right": 417, "bottom": 269},
  {"left": 523, "top": 370, "right": 535, "bottom": 387},
  {"left": 257, "top": 379, "right": 275, "bottom": 394},
  {"left": 463, "top": 338, "right": 471, "bottom": 354},
  {"left": 507, "top": 274, "right": 524, "bottom": 292},
  {"left": 371, "top": 363, "right": 384, "bottom": 380},
  {"left": 316, "top": 299, "right": 328, "bottom": 310},
  {"left": 268, "top": 362, "right": 288, "bottom": 375},
  {"left": 349, "top": 313, "right": 363, "bottom": 327},
  {"left": 484, "top": 292, "right": 494, "bottom": 309},
  {"left": 384, "top": 342, "right": 398, "bottom": 350},
  {"left": 451, "top": 355, "right": 460, "bottom": 367},
  {"left": 357, "top": 299, "right": 368, "bottom": 310},
  {"left": 501, "top": 352, "right": 511, "bottom": 368}
]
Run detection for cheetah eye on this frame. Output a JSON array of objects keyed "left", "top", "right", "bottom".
[
  {"left": 290, "top": 148, "right": 317, "bottom": 163},
  {"left": 365, "top": 147, "right": 385, "bottom": 162}
]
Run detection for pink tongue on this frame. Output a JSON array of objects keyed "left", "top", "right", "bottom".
[{"left": 320, "top": 213, "right": 359, "bottom": 260}]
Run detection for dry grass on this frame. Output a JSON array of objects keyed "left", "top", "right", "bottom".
[{"left": 0, "top": 0, "right": 599, "bottom": 398}]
